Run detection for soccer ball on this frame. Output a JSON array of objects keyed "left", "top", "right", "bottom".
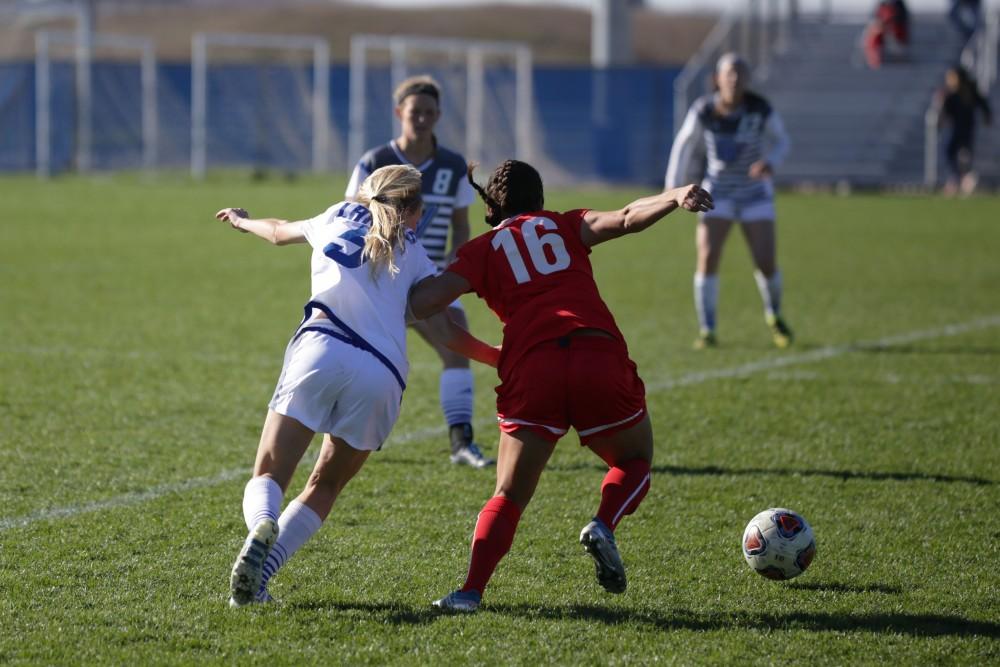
[{"left": 742, "top": 508, "right": 816, "bottom": 580}]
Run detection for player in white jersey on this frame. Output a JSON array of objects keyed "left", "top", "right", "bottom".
[
  {"left": 346, "top": 75, "right": 493, "bottom": 469},
  {"left": 216, "top": 165, "right": 499, "bottom": 607},
  {"left": 666, "top": 53, "right": 794, "bottom": 349}
]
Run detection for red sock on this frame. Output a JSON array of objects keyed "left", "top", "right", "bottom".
[
  {"left": 596, "top": 458, "right": 651, "bottom": 531},
  {"left": 460, "top": 495, "right": 522, "bottom": 595}
]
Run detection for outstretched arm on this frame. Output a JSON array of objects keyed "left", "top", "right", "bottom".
[
  {"left": 428, "top": 309, "right": 500, "bottom": 368},
  {"left": 215, "top": 208, "right": 308, "bottom": 245},
  {"left": 579, "top": 184, "right": 713, "bottom": 247}
]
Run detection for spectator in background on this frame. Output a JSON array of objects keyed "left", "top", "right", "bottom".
[
  {"left": 949, "top": 0, "right": 982, "bottom": 40},
  {"left": 863, "top": 0, "right": 910, "bottom": 69},
  {"left": 937, "top": 65, "right": 993, "bottom": 195}
]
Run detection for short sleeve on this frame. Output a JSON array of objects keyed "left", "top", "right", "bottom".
[
  {"left": 300, "top": 205, "right": 338, "bottom": 248},
  {"left": 410, "top": 244, "right": 438, "bottom": 285},
  {"left": 344, "top": 161, "right": 370, "bottom": 200},
  {"left": 454, "top": 170, "right": 476, "bottom": 209},
  {"left": 446, "top": 236, "right": 487, "bottom": 295},
  {"left": 555, "top": 209, "right": 592, "bottom": 254}
]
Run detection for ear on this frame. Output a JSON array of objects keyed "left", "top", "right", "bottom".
[{"left": 394, "top": 105, "right": 403, "bottom": 121}]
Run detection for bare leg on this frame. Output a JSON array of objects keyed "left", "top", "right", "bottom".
[
  {"left": 586, "top": 415, "right": 654, "bottom": 532},
  {"left": 739, "top": 219, "right": 777, "bottom": 277},
  {"left": 741, "top": 219, "right": 792, "bottom": 346},
  {"left": 232, "top": 410, "right": 316, "bottom": 606},
  {"left": 456, "top": 429, "right": 556, "bottom": 597},
  {"left": 294, "top": 434, "right": 371, "bottom": 520},
  {"left": 585, "top": 413, "right": 654, "bottom": 469},
  {"left": 492, "top": 429, "right": 558, "bottom": 509},
  {"left": 252, "top": 409, "right": 316, "bottom": 491},
  {"left": 248, "top": 435, "right": 371, "bottom": 601},
  {"left": 579, "top": 415, "right": 655, "bottom": 594}
]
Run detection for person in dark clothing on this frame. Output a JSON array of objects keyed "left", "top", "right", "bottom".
[
  {"left": 937, "top": 65, "right": 993, "bottom": 194},
  {"left": 948, "top": 0, "right": 982, "bottom": 40}
]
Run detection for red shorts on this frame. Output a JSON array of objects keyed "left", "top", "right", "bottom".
[{"left": 496, "top": 334, "right": 647, "bottom": 444}]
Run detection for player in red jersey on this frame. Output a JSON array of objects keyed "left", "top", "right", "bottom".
[{"left": 409, "top": 160, "right": 712, "bottom": 612}]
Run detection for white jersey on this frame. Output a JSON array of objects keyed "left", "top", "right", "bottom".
[
  {"left": 299, "top": 201, "right": 437, "bottom": 387},
  {"left": 665, "top": 92, "right": 790, "bottom": 204},
  {"left": 345, "top": 140, "right": 475, "bottom": 268}
]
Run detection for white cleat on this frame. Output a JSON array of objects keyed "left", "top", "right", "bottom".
[
  {"left": 229, "top": 518, "right": 278, "bottom": 608},
  {"left": 579, "top": 517, "right": 627, "bottom": 594},
  {"left": 450, "top": 443, "right": 495, "bottom": 468},
  {"left": 432, "top": 589, "right": 481, "bottom": 613},
  {"left": 228, "top": 588, "right": 274, "bottom": 608}
]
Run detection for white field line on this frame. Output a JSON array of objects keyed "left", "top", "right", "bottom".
[
  {"left": 2, "top": 314, "right": 998, "bottom": 533},
  {"left": 646, "top": 314, "right": 1000, "bottom": 392}
]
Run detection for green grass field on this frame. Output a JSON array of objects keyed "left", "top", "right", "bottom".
[{"left": 1, "top": 174, "right": 998, "bottom": 665}]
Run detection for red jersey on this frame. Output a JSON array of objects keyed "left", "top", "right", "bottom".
[{"left": 448, "top": 209, "right": 627, "bottom": 376}]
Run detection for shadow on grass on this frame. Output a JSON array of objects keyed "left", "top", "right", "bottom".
[
  {"left": 287, "top": 599, "right": 437, "bottom": 625},
  {"left": 787, "top": 581, "right": 902, "bottom": 595},
  {"left": 547, "top": 462, "right": 997, "bottom": 486},
  {"left": 485, "top": 604, "right": 1000, "bottom": 637}
]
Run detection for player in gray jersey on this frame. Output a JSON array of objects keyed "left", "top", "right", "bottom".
[
  {"left": 347, "top": 75, "right": 493, "bottom": 468},
  {"left": 666, "top": 53, "right": 793, "bottom": 349}
]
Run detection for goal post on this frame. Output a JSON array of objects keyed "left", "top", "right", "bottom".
[
  {"left": 35, "top": 30, "right": 157, "bottom": 178},
  {"left": 191, "top": 32, "right": 331, "bottom": 179},
  {"left": 348, "top": 34, "right": 533, "bottom": 170}
]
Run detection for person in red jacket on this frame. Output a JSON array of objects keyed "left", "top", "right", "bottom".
[
  {"left": 864, "top": 0, "right": 910, "bottom": 68},
  {"left": 409, "top": 160, "right": 712, "bottom": 612}
]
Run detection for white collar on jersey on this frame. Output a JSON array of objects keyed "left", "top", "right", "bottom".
[{"left": 390, "top": 138, "right": 437, "bottom": 172}]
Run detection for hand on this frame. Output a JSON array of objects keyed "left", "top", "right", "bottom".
[
  {"left": 748, "top": 161, "right": 773, "bottom": 179},
  {"left": 215, "top": 207, "right": 249, "bottom": 232},
  {"left": 667, "top": 184, "right": 714, "bottom": 213}
]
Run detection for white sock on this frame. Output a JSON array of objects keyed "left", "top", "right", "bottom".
[
  {"left": 439, "top": 368, "right": 474, "bottom": 427},
  {"left": 754, "top": 269, "right": 783, "bottom": 319},
  {"left": 258, "top": 499, "right": 323, "bottom": 598},
  {"left": 242, "top": 476, "right": 283, "bottom": 531},
  {"left": 693, "top": 273, "right": 719, "bottom": 333}
]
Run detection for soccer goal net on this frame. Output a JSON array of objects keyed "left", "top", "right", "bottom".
[
  {"left": 191, "top": 32, "right": 331, "bottom": 179},
  {"left": 35, "top": 30, "right": 157, "bottom": 177},
  {"left": 348, "top": 34, "right": 533, "bottom": 174}
]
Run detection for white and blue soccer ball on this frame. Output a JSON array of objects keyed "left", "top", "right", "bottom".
[{"left": 742, "top": 508, "right": 816, "bottom": 580}]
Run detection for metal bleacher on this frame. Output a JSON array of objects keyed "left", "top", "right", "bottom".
[{"left": 761, "top": 14, "right": 967, "bottom": 189}]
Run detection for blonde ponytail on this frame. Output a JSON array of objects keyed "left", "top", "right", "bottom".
[{"left": 355, "top": 165, "right": 423, "bottom": 277}]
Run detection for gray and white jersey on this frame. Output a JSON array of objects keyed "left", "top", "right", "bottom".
[
  {"left": 665, "top": 92, "right": 790, "bottom": 203},
  {"left": 346, "top": 140, "right": 475, "bottom": 268}
]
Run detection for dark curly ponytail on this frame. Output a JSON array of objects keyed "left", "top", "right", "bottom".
[{"left": 467, "top": 159, "right": 544, "bottom": 227}]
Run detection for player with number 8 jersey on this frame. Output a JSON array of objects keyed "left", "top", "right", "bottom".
[
  {"left": 346, "top": 74, "right": 492, "bottom": 469},
  {"left": 410, "top": 160, "right": 713, "bottom": 612}
]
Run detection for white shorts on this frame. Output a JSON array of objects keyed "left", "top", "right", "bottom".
[
  {"left": 700, "top": 198, "right": 775, "bottom": 223},
  {"left": 268, "top": 330, "right": 403, "bottom": 451}
]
